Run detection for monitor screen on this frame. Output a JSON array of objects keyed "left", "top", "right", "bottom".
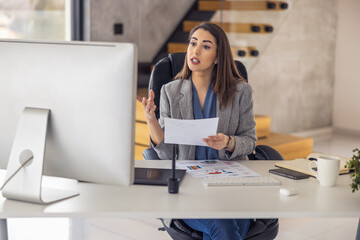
[{"left": 0, "top": 39, "right": 137, "bottom": 187}]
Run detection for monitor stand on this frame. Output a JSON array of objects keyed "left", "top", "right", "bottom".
[{"left": 1, "top": 107, "right": 79, "bottom": 204}]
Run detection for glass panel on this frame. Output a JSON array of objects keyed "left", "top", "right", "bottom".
[
  {"left": 0, "top": 0, "right": 71, "bottom": 40},
  {"left": 212, "top": 0, "right": 296, "bottom": 71}
]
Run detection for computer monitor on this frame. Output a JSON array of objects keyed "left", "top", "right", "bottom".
[{"left": 0, "top": 39, "right": 137, "bottom": 203}]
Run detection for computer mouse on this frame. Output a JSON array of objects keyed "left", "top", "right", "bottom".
[{"left": 280, "top": 187, "right": 298, "bottom": 196}]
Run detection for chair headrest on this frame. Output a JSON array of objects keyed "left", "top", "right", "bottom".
[{"left": 168, "top": 52, "right": 186, "bottom": 77}]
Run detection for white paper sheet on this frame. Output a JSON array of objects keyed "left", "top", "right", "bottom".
[
  {"left": 164, "top": 117, "right": 219, "bottom": 146},
  {"left": 176, "top": 160, "right": 261, "bottom": 178}
]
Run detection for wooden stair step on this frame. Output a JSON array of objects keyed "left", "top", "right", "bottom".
[
  {"left": 135, "top": 90, "right": 272, "bottom": 156},
  {"left": 135, "top": 113, "right": 270, "bottom": 146},
  {"left": 257, "top": 132, "right": 313, "bottom": 160},
  {"left": 135, "top": 144, "right": 148, "bottom": 160},
  {"left": 136, "top": 88, "right": 148, "bottom": 123},
  {"left": 136, "top": 100, "right": 270, "bottom": 140},
  {"left": 136, "top": 88, "right": 271, "bottom": 140},
  {"left": 198, "top": 1, "right": 289, "bottom": 11},
  {"left": 167, "top": 43, "right": 187, "bottom": 53},
  {"left": 135, "top": 89, "right": 149, "bottom": 160},
  {"left": 135, "top": 119, "right": 150, "bottom": 146},
  {"left": 135, "top": 131, "right": 313, "bottom": 160},
  {"left": 255, "top": 115, "right": 270, "bottom": 139},
  {"left": 183, "top": 21, "right": 273, "bottom": 34},
  {"left": 167, "top": 43, "right": 258, "bottom": 57},
  {"left": 134, "top": 111, "right": 312, "bottom": 160}
]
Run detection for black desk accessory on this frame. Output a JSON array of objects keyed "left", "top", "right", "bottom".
[
  {"left": 134, "top": 167, "right": 186, "bottom": 186},
  {"left": 269, "top": 168, "right": 310, "bottom": 180},
  {"left": 168, "top": 144, "right": 180, "bottom": 193}
]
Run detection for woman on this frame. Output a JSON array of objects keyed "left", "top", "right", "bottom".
[{"left": 137, "top": 23, "right": 257, "bottom": 240}]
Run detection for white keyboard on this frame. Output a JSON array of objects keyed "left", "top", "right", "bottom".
[{"left": 201, "top": 176, "right": 281, "bottom": 187}]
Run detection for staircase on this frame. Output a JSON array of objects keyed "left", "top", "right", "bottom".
[
  {"left": 138, "top": 0, "right": 293, "bottom": 87},
  {"left": 135, "top": 0, "right": 312, "bottom": 160},
  {"left": 150, "top": 0, "right": 291, "bottom": 72}
]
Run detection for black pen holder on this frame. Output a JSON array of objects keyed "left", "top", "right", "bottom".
[
  {"left": 168, "top": 177, "right": 180, "bottom": 194},
  {"left": 168, "top": 144, "right": 179, "bottom": 194}
]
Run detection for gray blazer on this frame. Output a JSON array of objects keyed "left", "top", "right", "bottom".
[{"left": 152, "top": 78, "right": 257, "bottom": 160}]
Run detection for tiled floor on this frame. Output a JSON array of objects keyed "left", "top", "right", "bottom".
[
  {"left": 7, "top": 130, "right": 360, "bottom": 240},
  {"left": 276, "top": 218, "right": 358, "bottom": 240}
]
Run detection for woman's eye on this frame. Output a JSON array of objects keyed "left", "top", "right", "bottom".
[
  {"left": 190, "top": 42, "right": 196, "bottom": 46},
  {"left": 203, "top": 45, "right": 210, "bottom": 49}
]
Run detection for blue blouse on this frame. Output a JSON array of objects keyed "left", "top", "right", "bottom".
[{"left": 192, "top": 79, "right": 219, "bottom": 160}]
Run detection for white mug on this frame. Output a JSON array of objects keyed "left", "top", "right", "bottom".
[{"left": 309, "top": 155, "right": 340, "bottom": 187}]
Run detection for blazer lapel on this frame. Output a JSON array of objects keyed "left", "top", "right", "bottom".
[
  {"left": 178, "top": 79, "right": 196, "bottom": 159},
  {"left": 217, "top": 98, "right": 231, "bottom": 135},
  {"left": 179, "top": 79, "right": 194, "bottom": 120}
]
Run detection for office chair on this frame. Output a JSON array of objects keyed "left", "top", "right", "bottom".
[
  {"left": 142, "top": 52, "right": 284, "bottom": 162},
  {"left": 160, "top": 218, "right": 279, "bottom": 240},
  {"left": 142, "top": 52, "right": 283, "bottom": 240}
]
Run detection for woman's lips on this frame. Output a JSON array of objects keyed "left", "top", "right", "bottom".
[{"left": 190, "top": 57, "right": 200, "bottom": 64}]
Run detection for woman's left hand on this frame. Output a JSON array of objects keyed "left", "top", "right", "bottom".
[{"left": 203, "top": 133, "right": 228, "bottom": 150}]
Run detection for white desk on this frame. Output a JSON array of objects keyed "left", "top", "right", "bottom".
[{"left": 0, "top": 160, "right": 360, "bottom": 219}]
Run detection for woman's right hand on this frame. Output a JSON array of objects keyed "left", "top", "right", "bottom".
[{"left": 136, "top": 90, "right": 157, "bottom": 123}]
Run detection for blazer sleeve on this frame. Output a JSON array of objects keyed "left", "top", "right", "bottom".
[
  {"left": 225, "top": 84, "right": 257, "bottom": 160},
  {"left": 150, "top": 85, "right": 173, "bottom": 160}
]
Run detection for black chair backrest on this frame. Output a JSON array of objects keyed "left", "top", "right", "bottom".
[{"left": 149, "top": 52, "right": 248, "bottom": 119}]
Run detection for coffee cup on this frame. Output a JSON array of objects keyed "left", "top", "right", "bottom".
[{"left": 309, "top": 155, "right": 340, "bottom": 187}]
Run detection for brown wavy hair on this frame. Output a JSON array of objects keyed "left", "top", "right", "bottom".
[{"left": 174, "top": 22, "right": 246, "bottom": 109}]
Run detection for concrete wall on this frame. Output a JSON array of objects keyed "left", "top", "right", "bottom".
[
  {"left": 333, "top": 0, "right": 360, "bottom": 132},
  {"left": 88, "top": 0, "right": 342, "bottom": 134},
  {"left": 89, "top": 0, "right": 195, "bottom": 62},
  {"left": 249, "top": 0, "right": 337, "bottom": 133}
]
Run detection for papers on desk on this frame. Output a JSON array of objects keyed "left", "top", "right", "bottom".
[
  {"left": 164, "top": 117, "right": 219, "bottom": 146},
  {"left": 275, "top": 152, "right": 351, "bottom": 177},
  {"left": 176, "top": 160, "right": 260, "bottom": 178}
]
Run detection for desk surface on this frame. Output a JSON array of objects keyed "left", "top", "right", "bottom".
[{"left": 0, "top": 160, "right": 360, "bottom": 218}]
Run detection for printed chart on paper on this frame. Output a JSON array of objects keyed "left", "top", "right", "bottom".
[{"left": 176, "top": 160, "right": 260, "bottom": 178}]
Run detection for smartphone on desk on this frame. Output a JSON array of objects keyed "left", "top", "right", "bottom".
[{"left": 269, "top": 168, "right": 310, "bottom": 180}]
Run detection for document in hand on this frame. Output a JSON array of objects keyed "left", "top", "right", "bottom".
[
  {"left": 275, "top": 152, "right": 351, "bottom": 177},
  {"left": 164, "top": 117, "right": 219, "bottom": 146}
]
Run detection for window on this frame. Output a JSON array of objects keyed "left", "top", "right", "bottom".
[{"left": 0, "top": 0, "right": 71, "bottom": 40}]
